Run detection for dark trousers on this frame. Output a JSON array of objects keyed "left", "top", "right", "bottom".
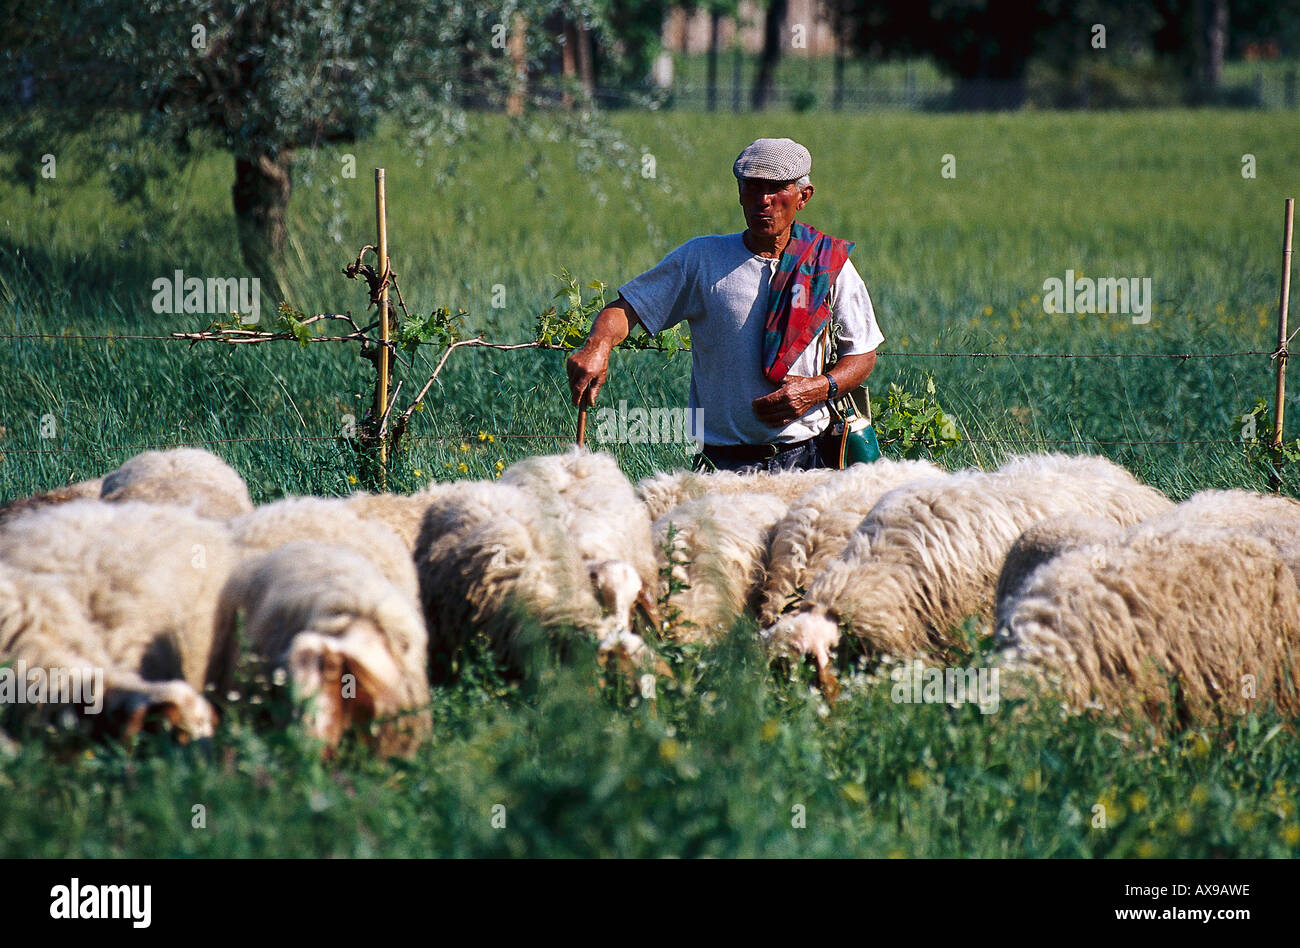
[{"left": 692, "top": 437, "right": 829, "bottom": 475}]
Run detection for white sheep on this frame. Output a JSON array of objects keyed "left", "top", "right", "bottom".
[
  {"left": 99, "top": 447, "right": 253, "bottom": 520},
  {"left": 214, "top": 542, "right": 431, "bottom": 756},
  {"left": 228, "top": 496, "right": 419, "bottom": 602},
  {"left": 992, "top": 513, "right": 1123, "bottom": 625},
  {"left": 0, "top": 476, "right": 104, "bottom": 526},
  {"left": 995, "top": 488, "right": 1300, "bottom": 628},
  {"left": 635, "top": 466, "right": 837, "bottom": 522},
  {"left": 0, "top": 500, "right": 239, "bottom": 739},
  {"left": 653, "top": 491, "right": 790, "bottom": 643},
  {"left": 994, "top": 524, "right": 1300, "bottom": 723},
  {"left": 344, "top": 484, "right": 456, "bottom": 551},
  {"left": 500, "top": 448, "right": 660, "bottom": 659},
  {"left": 759, "top": 458, "right": 945, "bottom": 625},
  {"left": 763, "top": 454, "right": 1174, "bottom": 691},
  {"left": 414, "top": 477, "right": 640, "bottom": 679},
  {"left": 501, "top": 447, "right": 658, "bottom": 594}
]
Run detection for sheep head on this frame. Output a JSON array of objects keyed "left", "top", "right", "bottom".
[
  {"left": 285, "top": 620, "right": 413, "bottom": 756},
  {"left": 106, "top": 680, "right": 218, "bottom": 743},
  {"left": 762, "top": 608, "right": 843, "bottom": 702}
]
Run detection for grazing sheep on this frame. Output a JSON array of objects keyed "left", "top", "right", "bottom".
[
  {"left": 99, "top": 447, "right": 253, "bottom": 520},
  {"left": 228, "top": 496, "right": 419, "bottom": 602},
  {"left": 1127, "top": 489, "right": 1300, "bottom": 553},
  {"left": 994, "top": 527, "right": 1300, "bottom": 723},
  {"left": 653, "top": 492, "right": 790, "bottom": 643},
  {"left": 344, "top": 484, "right": 455, "bottom": 551},
  {"left": 759, "top": 458, "right": 945, "bottom": 625},
  {"left": 501, "top": 448, "right": 658, "bottom": 594},
  {"left": 763, "top": 454, "right": 1173, "bottom": 687},
  {"left": 995, "top": 489, "right": 1300, "bottom": 628},
  {"left": 214, "top": 542, "right": 431, "bottom": 757},
  {"left": 0, "top": 501, "right": 239, "bottom": 740},
  {"left": 636, "top": 466, "right": 837, "bottom": 522},
  {"left": 993, "top": 514, "right": 1122, "bottom": 625},
  {"left": 0, "top": 477, "right": 104, "bottom": 526},
  {"left": 499, "top": 449, "right": 660, "bottom": 654},
  {"left": 414, "top": 479, "right": 627, "bottom": 678},
  {"left": 0, "top": 563, "right": 216, "bottom": 739}
]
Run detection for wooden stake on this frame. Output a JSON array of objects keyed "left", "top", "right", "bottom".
[
  {"left": 375, "top": 169, "right": 390, "bottom": 471},
  {"left": 1271, "top": 198, "right": 1294, "bottom": 491}
]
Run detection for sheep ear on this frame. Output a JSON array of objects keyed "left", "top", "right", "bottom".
[
  {"left": 816, "top": 661, "right": 841, "bottom": 706},
  {"left": 287, "top": 633, "right": 350, "bottom": 752},
  {"left": 287, "top": 627, "right": 398, "bottom": 753},
  {"left": 634, "top": 586, "right": 661, "bottom": 634}
]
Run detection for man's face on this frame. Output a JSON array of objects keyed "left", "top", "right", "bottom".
[{"left": 738, "top": 177, "right": 813, "bottom": 238}]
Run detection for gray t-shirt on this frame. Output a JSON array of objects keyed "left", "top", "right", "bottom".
[{"left": 619, "top": 232, "right": 884, "bottom": 446}]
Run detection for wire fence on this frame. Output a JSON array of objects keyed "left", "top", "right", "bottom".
[{"left": 0, "top": 326, "right": 1277, "bottom": 456}]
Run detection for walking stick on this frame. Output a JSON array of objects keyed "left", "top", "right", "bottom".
[{"left": 577, "top": 403, "right": 588, "bottom": 447}]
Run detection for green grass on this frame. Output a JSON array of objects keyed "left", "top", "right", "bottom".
[{"left": 1, "top": 109, "right": 1298, "bottom": 856}]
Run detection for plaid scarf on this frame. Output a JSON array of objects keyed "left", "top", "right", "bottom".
[{"left": 761, "top": 220, "right": 856, "bottom": 384}]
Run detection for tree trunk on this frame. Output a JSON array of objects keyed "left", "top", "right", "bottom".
[
  {"left": 707, "top": 9, "right": 722, "bottom": 112},
  {"left": 561, "top": 21, "right": 577, "bottom": 107},
  {"left": 576, "top": 23, "right": 596, "bottom": 103},
  {"left": 752, "top": 0, "right": 787, "bottom": 110},
  {"left": 832, "top": 30, "right": 845, "bottom": 111},
  {"left": 1202, "top": 0, "right": 1227, "bottom": 90},
  {"left": 232, "top": 151, "right": 292, "bottom": 297},
  {"left": 506, "top": 14, "right": 527, "bottom": 116}
]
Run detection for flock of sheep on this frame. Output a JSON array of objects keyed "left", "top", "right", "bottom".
[{"left": 1, "top": 445, "right": 1297, "bottom": 757}]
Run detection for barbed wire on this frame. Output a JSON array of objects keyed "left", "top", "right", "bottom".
[
  {"left": 0, "top": 331, "right": 1270, "bottom": 361},
  {"left": 0, "top": 321, "right": 1274, "bottom": 460}
]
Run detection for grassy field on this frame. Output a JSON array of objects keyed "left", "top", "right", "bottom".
[{"left": 1, "top": 110, "right": 1298, "bottom": 857}]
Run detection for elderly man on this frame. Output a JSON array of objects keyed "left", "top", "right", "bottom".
[{"left": 566, "top": 137, "right": 882, "bottom": 472}]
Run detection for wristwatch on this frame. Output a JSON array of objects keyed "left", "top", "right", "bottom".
[{"left": 823, "top": 373, "right": 838, "bottom": 403}]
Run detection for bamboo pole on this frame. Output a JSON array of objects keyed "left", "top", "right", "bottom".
[
  {"left": 1271, "top": 197, "right": 1294, "bottom": 491},
  {"left": 375, "top": 169, "right": 390, "bottom": 470}
]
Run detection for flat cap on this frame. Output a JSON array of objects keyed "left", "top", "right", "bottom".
[{"left": 732, "top": 137, "right": 812, "bottom": 181}]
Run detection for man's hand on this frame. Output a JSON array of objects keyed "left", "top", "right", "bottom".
[
  {"left": 753, "top": 352, "right": 878, "bottom": 428},
  {"left": 567, "top": 341, "right": 611, "bottom": 408},
  {"left": 566, "top": 297, "right": 640, "bottom": 408},
  {"left": 752, "top": 375, "right": 829, "bottom": 428}
]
